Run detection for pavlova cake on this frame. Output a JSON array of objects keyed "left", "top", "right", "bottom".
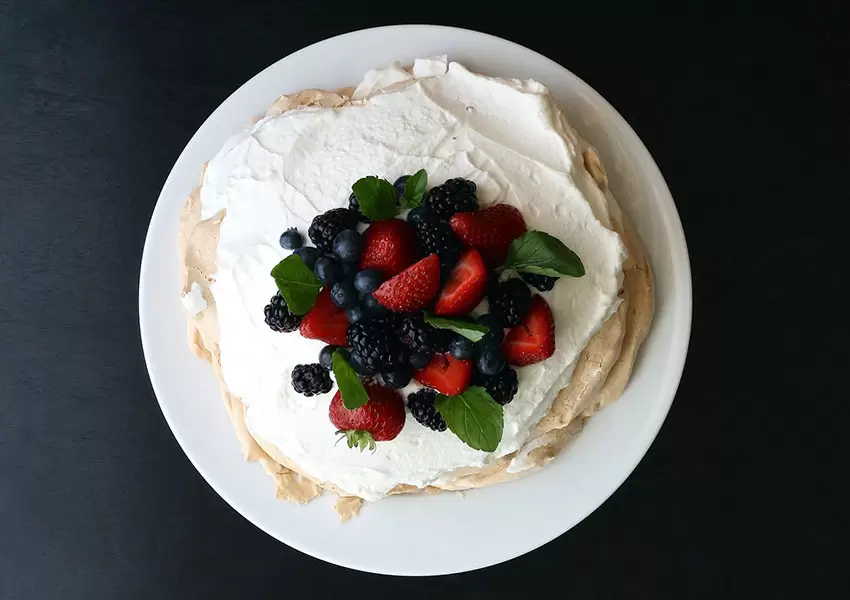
[{"left": 178, "top": 56, "right": 653, "bottom": 520}]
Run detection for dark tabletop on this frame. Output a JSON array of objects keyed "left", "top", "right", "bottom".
[{"left": 1, "top": 1, "right": 847, "bottom": 598}]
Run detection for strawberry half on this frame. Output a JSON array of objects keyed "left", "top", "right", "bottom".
[
  {"left": 358, "top": 219, "right": 421, "bottom": 278},
  {"left": 414, "top": 352, "right": 473, "bottom": 396},
  {"left": 434, "top": 248, "right": 488, "bottom": 316},
  {"left": 373, "top": 254, "right": 440, "bottom": 312},
  {"left": 449, "top": 204, "right": 527, "bottom": 268},
  {"left": 329, "top": 383, "right": 406, "bottom": 450},
  {"left": 299, "top": 287, "right": 349, "bottom": 346},
  {"left": 502, "top": 295, "right": 555, "bottom": 366}
]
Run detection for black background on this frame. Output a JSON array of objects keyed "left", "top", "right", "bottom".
[{"left": 1, "top": 1, "right": 847, "bottom": 598}]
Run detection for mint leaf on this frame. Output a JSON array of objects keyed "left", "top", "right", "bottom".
[
  {"left": 332, "top": 350, "right": 369, "bottom": 410},
  {"left": 504, "top": 231, "right": 585, "bottom": 278},
  {"left": 435, "top": 387, "right": 504, "bottom": 452},
  {"left": 270, "top": 254, "right": 322, "bottom": 315},
  {"left": 423, "top": 314, "right": 488, "bottom": 342},
  {"left": 352, "top": 176, "right": 398, "bottom": 220},
  {"left": 400, "top": 169, "right": 427, "bottom": 209}
]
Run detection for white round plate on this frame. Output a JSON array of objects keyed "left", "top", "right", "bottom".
[{"left": 140, "top": 25, "right": 691, "bottom": 576}]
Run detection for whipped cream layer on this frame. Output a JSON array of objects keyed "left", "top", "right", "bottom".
[{"left": 200, "top": 57, "right": 626, "bottom": 500}]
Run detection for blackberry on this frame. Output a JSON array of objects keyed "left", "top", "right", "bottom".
[
  {"left": 474, "top": 367, "right": 518, "bottom": 406},
  {"left": 424, "top": 178, "right": 478, "bottom": 220},
  {"left": 488, "top": 278, "right": 532, "bottom": 327},
  {"left": 396, "top": 313, "right": 436, "bottom": 355},
  {"left": 414, "top": 220, "right": 463, "bottom": 276},
  {"left": 407, "top": 389, "right": 447, "bottom": 432},
  {"left": 291, "top": 364, "right": 333, "bottom": 396},
  {"left": 263, "top": 292, "right": 302, "bottom": 333},
  {"left": 521, "top": 272, "right": 559, "bottom": 292},
  {"left": 308, "top": 208, "right": 359, "bottom": 252},
  {"left": 347, "top": 318, "right": 405, "bottom": 374}
]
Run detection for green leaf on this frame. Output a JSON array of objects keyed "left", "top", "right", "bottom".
[
  {"left": 400, "top": 169, "right": 427, "bottom": 209},
  {"left": 332, "top": 350, "right": 369, "bottom": 410},
  {"left": 504, "top": 231, "right": 585, "bottom": 278},
  {"left": 423, "top": 314, "right": 489, "bottom": 343},
  {"left": 352, "top": 176, "right": 398, "bottom": 220},
  {"left": 270, "top": 254, "right": 322, "bottom": 315},
  {"left": 435, "top": 387, "right": 504, "bottom": 452}
]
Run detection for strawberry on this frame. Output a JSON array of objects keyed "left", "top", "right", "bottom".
[
  {"left": 329, "top": 383, "right": 406, "bottom": 450},
  {"left": 358, "top": 219, "right": 421, "bottom": 278},
  {"left": 433, "top": 248, "right": 488, "bottom": 316},
  {"left": 414, "top": 352, "right": 473, "bottom": 396},
  {"left": 502, "top": 295, "right": 555, "bottom": 366},
  {"left": 299, "top": 287, "right": 349, "bottom": 346},
  {"left": 373, "top": 254, "right": 440, "bottom": 312},
  {"left": 449, "top": 204, "right": 527, "bottom": 268}
]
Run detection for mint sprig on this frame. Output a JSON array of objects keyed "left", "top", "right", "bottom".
[
  {"left": 400, "top": 169, "right": 427, "bottom": 209},
  {"left": 332, "top": 350, "right": 369, "bottom": 410},
  {"left": 270, "top": 254, "right": 322, "bottom": 315},
  {"left": 435, "top": 387, "right": 504, "bottom": 452},
  {"left": 351, "top": 176, "right": 398, "bottom": 221},
  {"left": 424, "top": 314, "right": 489, "bottom": 343},
  {"left": 504, "top": 231, "right": 585, "bottom": 278}
]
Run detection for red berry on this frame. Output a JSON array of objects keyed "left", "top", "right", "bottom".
[
  {"left": 502, "top": 295, "right": 555, "bottom": 366},
  {"left": 434, "top": 248, "right": 488, "bottom": 316},
  {"left": 372, "top": 254, "right": 441, "bottom": 312},
  {"left": 358, "top": 219, "right": 421, "bottom": 278},
  {"left": 329, "top": 383, "right": 406, "bottom": 449},
  {"left": 449, "top": 204, "right": 527, "bottom": 268},
  {"left": 299, "top": 287, "right": 349, "bottom": 346},
  {"left": 413, "top": 352, "right": 473, "bottom": 396}
]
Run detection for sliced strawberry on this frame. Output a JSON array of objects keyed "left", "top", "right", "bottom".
[
  {"left": 502, "top": 295, "right": 555, "bottom": 366},
  {"left": 449, "top": 204, "right": 527, "bottom": 268},
  {"left": 414, "top": 353, "right": 473, "bottom": 396},
  {"left": 433, "top": 248, "right": 488, "bottom": 316},
  {"left": 329, "top": 383, "right": 406, "bottom": 449},
  {"left": 299, "top": 287, "right": 349, "bottom": 346},
  {"left": 359, "top": 219, "right": 421, "bottom": 278},
  {"left": 372, "top": 254, "right": 440, "bottom": 312}
]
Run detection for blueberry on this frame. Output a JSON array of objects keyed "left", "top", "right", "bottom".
[
  {"left": 362, "top": 293, "right": 386, "bottom": 316},
  {"left": 393, "top": 175, "right": 410, "bottom": 198},
  {"left": 330, "top": 281, "right": 358, "bottom": 309},
  {"left": 314, "top": 257, "right": 339, "bottom": 285},
  {"left": 350, "top": 352, "right": 376, "bottom": 375},
  {"left": 319, "top": 345, "right": 337, "bottom": 370},
  {"left": 294, "top": 247, "right": 321, "bottom": 269},
  {"left": 279, "top": 228, "right": 303, "bottom": 250},
  {"left": 346, "top": 305, "right": 367, "bottom": 324},
  {"left": 476, "top": 346, "right": 506, "bottom": 376},
  {"left": 449, "top": 336, "right": 474, "bottom": 360},
  {"left": 477, "top": 313, "right": 505, "bottom": 345},
  {"left": 340, "top": 260, "right": 357, "bottom": 281},
  {"left": 354, "top": 269, "right": 382, "bottom": 294},
  {"left": 332, "top": 229, "right": 363, "bottom": 263},
  {"left": 383, "top": 366, "right": 412, "bottom": 389},
  {"left": 407, "top": 206, "right": 437, "bottom": 225},
  {"left": 409, "top": 350, "right": 433, "bottom": 370}
]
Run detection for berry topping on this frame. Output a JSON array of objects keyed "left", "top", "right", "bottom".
[
  {"left": 330, "top": 280, "right": 358, "bottom": 309},
  {"left": 291, "top": 363, "right": 333, "bottom": 396},
  {"left": 329, "top": 383, "right": 406, "bottom": 448},
  {"left": 413, "top": 220, "right": 463, "bottom": 276},
  {"left": 488, "top": 278, "right": 532, "bottom": 327},
  {"left": 396, "top": 313, "right": 436, "bottom": 355},
  {"left": 373, "top": 254, "right": 441, "bottom": 312},
  {"left": 346, "top": 305, "right": 367, "bottom": 324},
  {"left": 433, "top": 328, "right": 455, "bottom": 352},
  {"left": 448, "top": 336, "right": 474, "bottom": 360},
  {"left": 314, "top": 256, "right": 340, "bottom": 285},
  {"left": 502, "top": 295, "right": 556, "bottom": 366},
  {"left": 521, "top": 272, "right": 559, "bottom": 292},
  {"left": 293, "top": 246, "right": 322, "bottom": 269},
  {"left": 413, "top": 352, "right": 473, "bottom": 396},
  {"left": 382, "top": 365, "right": 412, "bottom": 389},
  {"left": 358, "top": 219, "right": 421, "bottom": 278},
  {"left": 424, "top": 178, "right": 478, "bottom": 220},
  {"left": 392, "top": 175, "right": 410, "bottom": 198},
  {"left": 339, "top": 261, "right": 357, "bottom": 281},
  {"left": 347, "top": 317, "right": 406, "bottom": 374},
  {"left": 476, "top": 345, "right": 506, "bottom": 376},
  {"left": 279, "top": 228, "right": 303, "bottom": 250},
  {"left": 353, "top": 268, "right": 382, "bottom": 294},
  {"left": 407, "top": 389, "right": 447, "bottom": 432},
  {"left": 349, "top": 351, "right": 377, "bottom": 376},
  {"left": 263, "top": 291, "right": 302, "bottom": 333},
  {"left": 433, "top": 248, "right": 488, "bottom": 316},
  {"left": 332, "top": 229, "right": 363, "bottom": 263},
  {"left": 477, "top": 313, "right": 505, "bottom": 345},
  {"left": 348, "top": 192, "right": 371, "bottom": 223},
  {"left": 449, "top": 204, "right": 527, "bottom": 267},
  {"left": 409, "top": 351, "right": 433, "bottom": 369},
  {"left": 361, "top": 293, "right": 387, "bottom": 317},
  {"left": 474, "top": 367, "right": 518, "bottom": 406},
  {"left": 299, "top": 287, "right": 349, "bottom": 346},
  {"left": 318, "top": 345, "right": 336, "bottom": 370},
  {"left": 308, "top": 208, "right": 359, "bottom": 253},
  {"left": 406, "top": 206, "right": 438, "bottom": 225}
]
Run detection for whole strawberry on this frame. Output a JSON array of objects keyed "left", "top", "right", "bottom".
[
  {"left": 449, "top": 204, "right": 527, "bottom": 268},
  {"left": 359, "top": 218, "right": 421, "bottom": 278},
  {"left": 329, "top": 383, "right": 406, "bottom": 450}
]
